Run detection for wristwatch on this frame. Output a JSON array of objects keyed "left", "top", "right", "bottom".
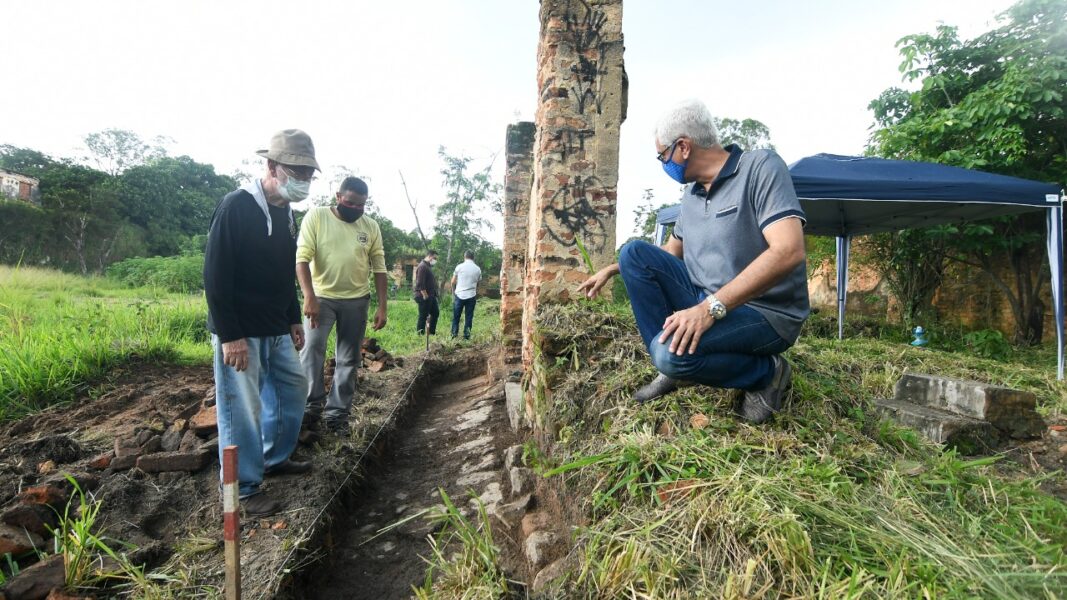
[{"left": 707, "top": 294, "right": 727, "bottom": 320}]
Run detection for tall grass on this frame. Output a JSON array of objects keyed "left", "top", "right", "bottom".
[{"left": 0, "top": 266, "right": 209, "bottom": 420}]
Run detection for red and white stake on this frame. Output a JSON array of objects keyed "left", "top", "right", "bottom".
[{"left": 223, "top": 445, "right": 241, "bottom": 600}]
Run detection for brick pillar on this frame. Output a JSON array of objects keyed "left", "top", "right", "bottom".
[
  {"left": 521, "top": 0, "right": 626, "bottom": 426},
  {"left": 501, "top": 122, "right": 536, "bottom": 365}
]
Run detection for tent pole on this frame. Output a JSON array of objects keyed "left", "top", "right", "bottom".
[
  {"left": 1049, "top": 201, "right": 1064, "bottom": 380},
  {"left": 836, "top": 235, "right": 850, "bottom": 340}
]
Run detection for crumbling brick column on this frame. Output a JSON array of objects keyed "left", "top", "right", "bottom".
[
  {"left": 521, "top": 0, "right": 626, "bottom": 427},
  {"left": 501, "top": 122, "right": 536, "bottom": 366}
]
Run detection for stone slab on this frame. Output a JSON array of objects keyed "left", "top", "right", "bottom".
[
  {"left": 894, "top": 373, "right": 1044, "bottom": 438},
  {"left": 504, "top": 382, "right": 525, "bottom": 432},
  {"left": 873, "top": 397, "right": 999, "bottom": 453},
  {"left": 524, "top": 530, "right": 560, "bottom": 568}
]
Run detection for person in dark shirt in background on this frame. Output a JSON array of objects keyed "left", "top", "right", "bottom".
[
  {"left": 203, "top": 129, "right": 318, "bottom": 517},
  {"left": 413, "top": 249, "right": 440, "bottom": 336}
]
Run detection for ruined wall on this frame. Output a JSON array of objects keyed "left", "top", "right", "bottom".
[
  {"left": 521, "top": 0, "right": 626, "bottom": 427},
  {"left": 809, "top": 254, "right": 1060, "bottom": 341},
  {"left": 501, "top": 122, "right": 536, "bottom": 365}
]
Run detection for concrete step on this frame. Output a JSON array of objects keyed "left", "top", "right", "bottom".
[
  {"left": 872, "top": 397, "right": 1000, "bottom": 454},
  {"left": 894, "top": 373, "right": 1045, "bottom": 439}
]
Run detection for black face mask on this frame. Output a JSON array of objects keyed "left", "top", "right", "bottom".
[{"left": 336, "top": 204, "right": 363, "bottom": 223}]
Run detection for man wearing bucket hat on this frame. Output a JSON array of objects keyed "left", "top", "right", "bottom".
[{"left": 204, "top": 129, "right": 319, "bottom": 517}]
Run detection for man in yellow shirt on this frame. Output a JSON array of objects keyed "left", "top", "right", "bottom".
[{"left": 296, "top": 177, "right": 388, "bottom": 434}]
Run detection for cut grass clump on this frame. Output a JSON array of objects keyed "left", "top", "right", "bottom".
[{"left": 530, "top": 301, "right": 1067, "bottom": 598}]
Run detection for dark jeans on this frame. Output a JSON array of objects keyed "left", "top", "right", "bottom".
[
  {"left": 451, "top": 296, "right": 477, "bottom": 338},
  {"left": 618, "top": 240, "right": 790, "bottom": 390},
  {"left": 415, "top": 295, "right": 439, "bottom": 335}
]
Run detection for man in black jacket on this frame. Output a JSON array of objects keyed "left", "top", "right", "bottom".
[
  {"left": 203, "top": 129, "right": 318, "bottom": 517},
  {"left": 413, "top": 249, "right": 439, "bottom": 335}
]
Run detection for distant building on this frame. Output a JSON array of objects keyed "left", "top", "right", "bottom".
[{"left": 0, "top": 169, "right": 40, "bottom": 204}]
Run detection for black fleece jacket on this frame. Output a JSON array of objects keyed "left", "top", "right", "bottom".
[{"left": 203, "top": 189, "right": 301, "bottom": 343}]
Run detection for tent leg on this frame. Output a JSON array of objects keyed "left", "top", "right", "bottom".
[
  {"left": 1048, "top": 203, "right": 1064, "bottom": 380},
  {"left": 836, "top": 235, "right": 851, "bottom": 340}
]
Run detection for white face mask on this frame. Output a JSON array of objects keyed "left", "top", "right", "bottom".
[
  {"left": 275, "top": 167, "right": 311, "bottom": 202},
  {"left": 429, "top": 258, "right": 438, "bottom": 266}
]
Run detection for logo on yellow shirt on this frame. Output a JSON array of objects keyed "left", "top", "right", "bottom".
[{"left": 357, "top": 232, "right": 369, "bottom": 245}]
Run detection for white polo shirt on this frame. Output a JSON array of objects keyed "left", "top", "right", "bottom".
[{"left": 453, "top": 259, "right": 482, "bottom": 300}]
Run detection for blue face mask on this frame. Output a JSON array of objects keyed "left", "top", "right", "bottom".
[{"left": 660, "top": 141, "right": 687, "bottom": 183}]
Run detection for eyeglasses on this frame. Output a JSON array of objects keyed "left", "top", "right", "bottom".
[
  {"left": 656, "top": 139, "right": 680, "bottom": 163},
  {"left": 280, "top": 164, "right": 317, "bottom": 182}
]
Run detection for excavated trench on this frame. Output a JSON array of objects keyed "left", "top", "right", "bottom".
[{"left": 289, "top": 351, "right": 530, "bottom": 600}]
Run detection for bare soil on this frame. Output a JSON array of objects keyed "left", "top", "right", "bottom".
[{"left": 295, "top": 358, "right": 528, "bottom": 599}]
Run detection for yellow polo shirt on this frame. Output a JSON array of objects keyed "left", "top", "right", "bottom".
[{"left": 295, "top": 207, "right": 386, "bottom": 299}]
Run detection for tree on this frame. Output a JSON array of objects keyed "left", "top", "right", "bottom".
[
  {"left": 83, "top": 129, "right": 170, "bottom": 175},
  {"left": 715, "top": 117, "right": 775, "bottom": 151},
  {"left": 866, "top": 0, "right": 1067, "bottom": 344},
  {"left": 434, "top": 147, "right": 501, "bottom": 282},
  {"left": 117, "top": 156, "right": 235, "bottom": 256}
]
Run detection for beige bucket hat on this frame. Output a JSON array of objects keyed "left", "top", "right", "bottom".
[{"left": 256, "top": 129, "right": 321, "bottom": 171}]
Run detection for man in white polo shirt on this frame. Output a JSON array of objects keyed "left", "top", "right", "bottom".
[
  {"left": 450, "top": 250, "right": 482, "bottom": 340},
  {"left": 578, "top": 99, "right": 809, "bottom": 424}
]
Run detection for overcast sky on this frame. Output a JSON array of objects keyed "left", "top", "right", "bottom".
[{"left": 1, "top": 0, "right": 1015, "bottom": 245}]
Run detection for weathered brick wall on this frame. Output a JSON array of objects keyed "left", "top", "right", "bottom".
[
  {"left": 521, "top": 0, "right": 626, "bottom": 429},
  {"left": 522, "top": 0, "right": 626, "bottom": 373},
  {"left": 501, "top": 122, "right": 536, "bottom": 364},
  {"left": 808, "top": 254, "right": 1060, "bottom": 340}
]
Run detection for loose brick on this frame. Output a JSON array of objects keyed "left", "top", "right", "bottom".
[
  {"left": 135, "top": 450, "right": 212, "bottom": 473},
  {"left": 0, "top": 523, "right": 45, "bottom": 556},
  {"left": 2, "top": 554, "right": 65, "bottom": 600},
  {"left": 1, "top": 503, "right": 57, "bottom": 537},
  {"left": 189, "top": 404, "right": 218, "bottom": 435},
  {"left": 110, "top": 454, "right": 139, "bottom": 471},
  {"left": 114, "top": 435, "right": 141, "bottom": 458},
  {"left": 87, "top": 451, "right": 115, "bottom": 470},
  {"left": 18, "top": 484, "right": 67, "bottom": 507}
]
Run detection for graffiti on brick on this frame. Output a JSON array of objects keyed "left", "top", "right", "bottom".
[
  {"left": 550, "top": 127, "right": 595, "bottom": 162},
  {"left": 543, "top": 174, "right": 607, "bottom": 249},
  {"left": 550, "top": 0, "right": 611, "bottom": 115}
]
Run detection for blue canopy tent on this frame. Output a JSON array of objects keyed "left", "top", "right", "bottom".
[{"left": 654, "top": 154, "right": 1065, "bottom": 379}]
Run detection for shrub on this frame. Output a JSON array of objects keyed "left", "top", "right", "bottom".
[{"left": 107, "top": 254, "right": 204, "bottom": 292}]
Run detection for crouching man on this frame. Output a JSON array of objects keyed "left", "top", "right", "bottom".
[{"left": 578, "top": 99, "right": 810, "bottom": 423}]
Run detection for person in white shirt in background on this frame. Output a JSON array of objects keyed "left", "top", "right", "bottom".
[{"left": 450, "top": 250, "right": 482, "bottom": 340}]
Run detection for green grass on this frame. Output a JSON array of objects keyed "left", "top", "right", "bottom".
[
  {"left": 365, "top": 296, "right": 500, "bottom": 356},
  {"left": 430, "top": 301, "right": 1067, "bottom": 599},
  {"left": 0, "top": 266, "right": 210, "bottom": 421},
  {"left": 0, "top": 266, "right": 501, "bottom": 421}
]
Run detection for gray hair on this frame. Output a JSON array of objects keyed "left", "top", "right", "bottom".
[{"left": 654, "top": 98, "right": 720, "bottom": 148}]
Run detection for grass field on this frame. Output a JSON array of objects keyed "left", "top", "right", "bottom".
[
  {"left": 0, "top": 266, "right": 209, "bottom": 420},
  {"left": 0, "top": 266, "right": 500, "bottom": 421}
]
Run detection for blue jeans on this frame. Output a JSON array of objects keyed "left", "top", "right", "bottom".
[
  {"left": 212, "top": 334, "right": 307, "bottom": 497},
  {"left": 618, "top": 240, "right": 790, "bottom": 391},
  {"left": 451, "top": 296, "right": 477, "bottom": 338}
]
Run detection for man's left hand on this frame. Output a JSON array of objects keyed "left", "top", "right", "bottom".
[
  {"left": 659, "top": 303, "right": 714, "bottom": 355},
  {"left": 290, "top": 324, "right": 305, "bottom": 351},
  {"left": 373, "top": 306, "right": 388, "bottom": 330}
]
